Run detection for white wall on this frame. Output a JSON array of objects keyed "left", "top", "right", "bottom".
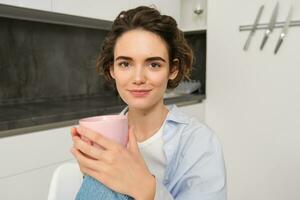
[{"left": 205, "top": 0, "right": 300, "bottom": 200}]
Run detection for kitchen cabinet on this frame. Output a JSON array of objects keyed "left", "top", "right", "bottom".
[
  {"left": 0, "top": 163, "right": 63, "bottom": 199},
  {"left": 0, "top": 0, "right": 18, "bottom": 7},
  {"left": 0, "top": 0, "right": 52, "bottom": 11},
  {"left": 129, "top": 0, "right": 181, "bottom": 25},
  {"left": 1, "top": 0, "right": 181, "bottom": 26},
  {"left": 17, "top": 0, "right": 52, "bottom": 11},
  {"left": 180, "top": 0, "right": 207, "bottom": 31},
  {"left": 0, "top": 126, "right": 74, "bottom": 199},
  {"left": 52, "top": 0, "right": 130, "bottom": 21},
  {"left": 52, "top": 0, "right": 181, "bottom": 23}
]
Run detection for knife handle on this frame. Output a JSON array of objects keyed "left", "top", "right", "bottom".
[
  {"left": 274, "top": 33, "right": 285, "bottom": 54},
  {"left": 243, "top": 33, "right": 253, "bottom": 51},
  {"left": 260, "top": 30, "right": 270, "bottom": 50}
]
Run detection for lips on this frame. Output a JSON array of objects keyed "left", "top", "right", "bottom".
[{"left": 128, "top": 89, "right": 152, "bottom": 97}]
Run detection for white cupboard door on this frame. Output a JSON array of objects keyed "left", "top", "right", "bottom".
[
  {"left": 0, "top": 126, "right": 74, "bottom": 200},
  {"left": 0, "top": 163, "right": 63, "bottom": 200},
  {"left": 19, "top": 0, "right": 52, "bottom": 11},
  {"left": 0, "top": 0, "right": 19, "bottom": 7},
  {"left": 129, "top": 0, "right": 181, "bottom": 24},
  {"left": 180, "top": 0, "right": 207, "bottom": 31},
  {"left": 52, "top": 0, "right": 130, "bottom": 21},
  {"left": 0, "top": 0, "right": 52, "bottom": 11},
  {"left": 0, "top": 126, "right": 73, "bottom": 179},
  {"left": 0, "top": 0, "right": 19, "bottom": 6}
]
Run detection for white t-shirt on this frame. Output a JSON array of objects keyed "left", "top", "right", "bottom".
[{"left": 137, "top": 120, "right": 167, "bottom": 182}]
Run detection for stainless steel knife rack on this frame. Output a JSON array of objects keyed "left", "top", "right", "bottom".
[
  {"left": 239, "top": 20, "right": 300, "bottom": 31},
  {"left": 241, "top": 4, "right": 296, "bottom": 54}
]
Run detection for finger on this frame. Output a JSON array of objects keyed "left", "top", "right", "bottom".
[
  {"left": 73, "top": 136, "right": 105, "bottom": 160},
  {"left": 80, "top": 165, "right": 108, "bottom": 186},
  {"left": 71, "top": 148, "right": 100, "bottom": 174},
  {"left": 72, "top": 127, "right": 93, "bottom": 146},
  {"left": 71, "top": 127, "right": 79, "bottom": 137},
  {"left": 77, "top": 126, "right": 121, "bottom": 151},
  {"left": 71, "top": 147, "right": 100, "bottom": 169},
  {"left": 79, "top": 165, "right": 96, "bottom": 177},
  {"left": 71, "top": 148, "right": 109, "bottom": 182}
]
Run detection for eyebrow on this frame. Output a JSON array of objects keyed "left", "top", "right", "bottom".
[{"left": 115, "top": 56, "right": 166, "bottom": 63}]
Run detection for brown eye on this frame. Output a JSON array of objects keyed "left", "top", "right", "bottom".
[
  {"left": 149, "top": 62, "right": 161, "bottom": 69},
  {"left": 119, "top": 61, "right": 130, "bottom": 68}
]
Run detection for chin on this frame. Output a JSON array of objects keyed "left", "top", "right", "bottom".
[
  {"left": 118, "top": 90, "right": 164, "bottom": 110},
  {"left": 126, "top": 100, "right": 154, "bottom": 110},
  {"left": 124, "top": 97, "right": 162, "bottom": 111}
]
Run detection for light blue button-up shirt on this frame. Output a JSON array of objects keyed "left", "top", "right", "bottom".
[{"left": 121, "top": 104, "right": 227, "bottom": 200}]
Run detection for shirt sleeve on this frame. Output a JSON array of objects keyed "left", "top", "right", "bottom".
[
  {"left": 176, "top": 133, "right": 227, "bottom": 200},
  {"left": 154, "top": 179, "right": 174, "bottom": 200},
  {"left": 155, "top": 128, "right": 227, "bottom": 200}
]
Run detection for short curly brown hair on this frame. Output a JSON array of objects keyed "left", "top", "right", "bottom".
[{"left": 97, "top": 6, "right": 193, "bottom": 89}]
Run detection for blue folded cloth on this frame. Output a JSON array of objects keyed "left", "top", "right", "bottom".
[{"left": 75, "top": 175, "right": 133, "bottom": 200}]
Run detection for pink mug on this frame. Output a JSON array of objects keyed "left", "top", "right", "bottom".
[{"left": 79, "top": 115, "right": 128, "bottom": 148}]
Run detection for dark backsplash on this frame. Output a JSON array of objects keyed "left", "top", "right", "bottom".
[
  {"left": 0, "top": 17, "right": 111, "bottom": 105},
  {"left": 185, "top": 32, "right": 206, "bottom": 94},
  {"left": 0, "top": 17, "right": 206, "bottom": 105}
]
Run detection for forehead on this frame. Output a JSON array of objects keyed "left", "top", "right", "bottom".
[{"left": 114, "top": 29, "right": 169, "bottom": 60}]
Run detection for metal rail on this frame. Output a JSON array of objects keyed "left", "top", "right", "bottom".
[{"left": 239, "top": 20, "right": 300, "bottom": 31}]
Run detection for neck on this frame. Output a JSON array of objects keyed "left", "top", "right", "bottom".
[{"left": 127, "top": 102, "right": 168, "bottom": 142}]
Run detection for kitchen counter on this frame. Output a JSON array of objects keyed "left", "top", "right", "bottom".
[{"left": 0, "top": 94, "right": 205, "bottom": 138}]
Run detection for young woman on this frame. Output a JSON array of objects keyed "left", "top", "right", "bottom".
[{"left": 71, "top": 6, "right": 226, "bottom": 200}]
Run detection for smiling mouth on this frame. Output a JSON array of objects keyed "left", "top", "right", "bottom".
[{"left": 128, "top": 89, "right": 152, "bottom": 97}]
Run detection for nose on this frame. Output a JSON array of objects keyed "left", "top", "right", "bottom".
[{"left": 133, "top": 65, "right": 146, "bottom": 85}]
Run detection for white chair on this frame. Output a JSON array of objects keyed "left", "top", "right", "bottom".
[{"left": 48, "top": 162, "right": 83, "bottom": 200}]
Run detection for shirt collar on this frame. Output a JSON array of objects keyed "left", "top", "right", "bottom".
[
  {"left": 165, "top": 104, "right": 189, "bottom": 124},
  {"left": 119, "top": 106, "right": 128, "bottom": 116}
]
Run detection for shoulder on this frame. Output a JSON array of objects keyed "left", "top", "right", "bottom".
[
  {"left": 167, "top": 105, "right": 222, "bottom": 158},
  {"left": 165, "top": 106, "right": 226, "bottom": 187},
  {"left": 167, "top": 104, "right": 217, "bottom": 143},
  {"left": 183, "top": 117, "right": 220, "bottom": 157}
]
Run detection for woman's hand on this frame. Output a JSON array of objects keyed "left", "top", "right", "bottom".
[{"left": 70, "top": 126, "right": 156, "bottom": 200}]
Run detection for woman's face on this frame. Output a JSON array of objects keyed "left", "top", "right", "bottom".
[{"left": 110, "top": 29, "right": 178, "bottom": 110}]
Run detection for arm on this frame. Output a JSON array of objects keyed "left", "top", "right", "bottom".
[{"left": 155, "top": 133, "right": 227, "bottom": 200}]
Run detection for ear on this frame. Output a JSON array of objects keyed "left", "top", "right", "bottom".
[
  {"left": 109, "top": 65, "right": 115, "bottom": 79},
  {"left": 169, "top": 58, "right": 179, "bottom": 80}
]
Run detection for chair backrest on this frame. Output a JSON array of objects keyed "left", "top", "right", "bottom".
[{"left": 48, "top": 162, "right": 83, "bottom": 200}]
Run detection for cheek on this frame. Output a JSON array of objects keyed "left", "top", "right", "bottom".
[
  {"left": 114, "top": 71, "right": 129, "bottom": 85},
  {"left": 149, "top": 73, "right": 169, "bottom": 87}
]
